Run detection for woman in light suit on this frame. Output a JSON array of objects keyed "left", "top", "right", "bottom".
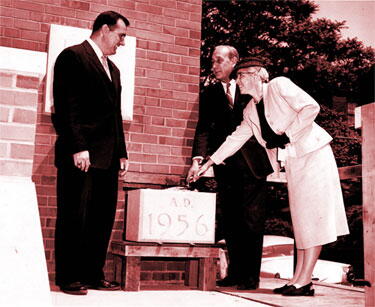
[{"left": 197, "top": 57, "right": 349, "bottom": 296}]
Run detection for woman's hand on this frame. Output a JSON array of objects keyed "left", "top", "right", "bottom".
[{"left": 195, "top": 158, "right": 215, "bottom": 181}]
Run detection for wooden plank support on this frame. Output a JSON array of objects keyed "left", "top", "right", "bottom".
[
  {"left": 110, "top": 240, "right": 221, "bottom": 291},
  {"left": 361, "top": 103, "right": 375, "bottom": 307}
]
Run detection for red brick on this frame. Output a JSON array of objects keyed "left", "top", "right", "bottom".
[
  {"left": 10, "top": 143, "right": 34, "bottom": 159},
  {"left": 14, "top": 19, "right": 40, "bottom": 31},
  {"left": 16, "top": 75, "right": 40, "bottom": 89},
  {"left": 144, "top": 125, "right": 171, "bottom": 136},
  {"left": 171, "top": 165, "right": 188, "bottom": 175},
  {"left": 130, "top": 133, "right": 158, "bottom": 144},
  {"left": 159, "top": 136, "right": 186, "bottom": 146},
  {"left": 147, "top": 14, "right": 175, "bottom": 26},
  {"left": 161, "top": 80, "right": 187, "bottom": 92},
  {"left": 145, "top": 97, "right": 160, "bottom": 106},
  {"left": 146, "top": 69, "right": 174, "bottom": 81},
  {"left": 107, "top": 0, "right": 135, "bottom": 10},
  {"left": 13, "top": 8, "right": 30, "bottom": 19},
  {"left": 4, "top": 28, "right": 21, "bottom": 39},
  {"left": 20, "top": 29, "right": 47, "bottom": 42},
  {"left": 176, "top": 2, "right": 201, "bottom": 13},
  {"left": 12, "top": 108, "right": 37, "bottom": 124},
  {"left": 0, "top": 160, "right": 33, "bottom": 177},
  {"left": 143, "top": 144, "right": 170, "bottom": 155},
  {"left": 137, "top": 58, "right": 163, "bottom": 70},
  {"left": 13, "top": 39, "right": 41, "bottom": 51},
  {"left": 189, "top": 30, "right": 201, "bottom": 40},
  {"left": 188, "top": 84, "right": 199, "bottom": 93},
  {"left": 164, "top": 8, "right": 188, "bottom": 19},
  {"left": 0, "top": 143, "right": 8, "bottom": 158},
  {"left": 135, "top": 21, "right": 163, "bottom": 33},
  {"left": 172, "top": 109, "right": 193, "bottom": 120},
  {"left": 162, "top": 63, "right": 188, "bottom": 74},
  {"left": 0, "top": 6, "right": 13, "bottom": 17},
  {"left": 172, "top": 91, "right": 198, "bottom": 102},
  {"left": 144, "top": 106, "right": 173, "bottom": 117},
  {"left": 151, "top": 116, "right": 164, "bottom": 125},
  {"left": 172, "top": 127, "right": 195, "bottom": 138},
  {"left": 141, "top": 164, "right": 169, "bottom": 174},
  {"left": 0, "top": 107, "right": 10, "bottom": 122},
  {"left": 0, "top": 124, "right": 35, "bottom": 142},
  {"left": 14, "top": 0, "right": 45, "bottom": 12},
  {"left": 127, "top": 143, "right": 142, "bottom": 152},
  {"left": 135, "top": 3, "right": 163, "bottom": 15},
  {"left": 175, "top": 37, "right": 199, "bottom": 48},
  {"left": 174, "top": 74, "right": 199, "bottom": 84},
  {"left": 161, "top": 44, "right": 189, "bottom": 56},
  {"left": 176, "top": 19, "right": 200, "bottom": 31},
  {"left": 146, "top": 88, "right": 173, "bottom": 99},
  {"left": 190, "top": 12, "right": 201, "bottom": 22},
  {"left": 60, "top": 0, "right": 90, "bottom": 10},
  {"left": 0, "top": 16, "right": 14, "bottom": 27},
  {"left": 147, "top": 41, "right": 162, "bottom": 51},
  {"left": 135, "top": 77, "right": 161, "bottom": 88},
  {"left": 171, "top": 146, "right": 191, "bottom": 157},
  {"left": 134, "top": 29, "right": 174, "bottom": 44},
  {"left": 152, "top": 0, "right": 174, "bottom": 8},
  {"left": 147, "top": 50, "right": 168, "bottom": 62},
  {"left": 127, "top": 123, "right": 143, "bottom": 133},
  {"left": 189, "top": 47, "right": 200, "bottom": 57},
  {"left": 165, "top": 118, "right": 186, "bottom": 128},
  {"left": 168, "top": 54, "right": 181, "bottom": 64},
  {"left": 163, "top": 26, "right": 189, "bottom": 38},
  {"left": 158, "top": 155, "right": 186, "bottom": 165},
  {"left": 0, "top": 36, "right": 12, "bottom": 47},
  {"left": 0, "top": 72, "right": 14, "bottom": 88},
  {"left": 130, "top": 153, "right": 157, "bottom": 163},
  {"left": 45, "top": 5, "right": 76, "bottom": 18}
]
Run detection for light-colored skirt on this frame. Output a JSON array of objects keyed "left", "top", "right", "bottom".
[{"left": 285, "top": 144, "right": 349, "bottom": 249}]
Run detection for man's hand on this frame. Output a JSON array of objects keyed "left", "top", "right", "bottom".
[
  {"left": 119, "top": 158, "right": 129, "bottom": 178},
  {"left": 186, "top": 159, "right": 201, "bottom": 184},
  {"left": 73, "top": 150, "right": 90, "bottom": 172}
]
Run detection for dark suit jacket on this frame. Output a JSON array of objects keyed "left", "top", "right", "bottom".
[
  {"left": 53, "top": 40, "right": 127, "bottom": 169},
  {"left": 192, "top": 81, "right": 273, "bottom": 179}
]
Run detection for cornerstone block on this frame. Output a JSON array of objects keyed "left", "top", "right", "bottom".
[{"left": 126, "top": 189, "right": 216, "bottom": 244}]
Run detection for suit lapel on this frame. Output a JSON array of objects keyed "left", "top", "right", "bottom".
[{"left": 82, "top": 41, "right": 116, "bottom": 86}]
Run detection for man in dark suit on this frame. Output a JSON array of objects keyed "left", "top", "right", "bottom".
[
  {"left": 52, "top": 11, "right": 130, "bottom": 295},
  {"left": 187, "top": 45, "right": 274, "bottom": 290}
]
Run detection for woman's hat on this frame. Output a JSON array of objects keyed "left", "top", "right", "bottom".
[{"left": 234, "top": 56, "right": 265, "bottom": 74}]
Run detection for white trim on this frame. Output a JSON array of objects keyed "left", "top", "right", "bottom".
[{"left": 0, "top": 46, "right": 47, "bottom": 75}]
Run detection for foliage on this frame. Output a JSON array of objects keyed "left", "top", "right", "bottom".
[
  {"left": 315, "top": 104, "right": 361, "bottom": 167},
  {"left": 201, "top": 0, "right": 375, "bottom": 104}
]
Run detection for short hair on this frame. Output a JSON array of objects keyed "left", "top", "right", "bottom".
[
  {"left": 92, "top": 11, "right": 130, "bottom": 33},
  {"left": 214, "top": 45, "right": 239, "bottom": 63}
]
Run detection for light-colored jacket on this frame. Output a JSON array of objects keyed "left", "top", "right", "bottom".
[{"left": 210, "top": 77, "right": 332, "bottom": 172}]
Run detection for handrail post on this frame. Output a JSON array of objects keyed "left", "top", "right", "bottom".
[{"left": 358, "top": 102, "right": 375, "bottom": 306}]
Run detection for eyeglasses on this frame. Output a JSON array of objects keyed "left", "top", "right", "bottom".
[{"left": 236, "top": 71, "right": 258, "bottom": 80}]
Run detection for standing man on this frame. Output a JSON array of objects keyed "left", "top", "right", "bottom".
[
  {"left": 187, "top": 46, "right": 274, "bottom": 290},
  {"left": 52, "top": 11, "right": 130, "bottom": 295}
]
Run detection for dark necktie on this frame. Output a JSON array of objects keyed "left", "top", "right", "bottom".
[{"left": 226, "top": 82, "right": 234, "bottom": 109}]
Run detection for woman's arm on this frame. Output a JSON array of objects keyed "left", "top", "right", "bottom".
[{"left": 275, "top": 77, "right": 320, "bottom": 143}]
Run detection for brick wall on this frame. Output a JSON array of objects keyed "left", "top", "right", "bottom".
[{"left": 0, "top": 0, "right": 202, "bottom": 286}]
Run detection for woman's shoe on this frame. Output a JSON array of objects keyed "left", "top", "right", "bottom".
[
  {"left": 282, "top": 282, "right": 315, "bottom": 296},
  {"left": 273, "top": 284, "right": 293, "bottom": 294}
]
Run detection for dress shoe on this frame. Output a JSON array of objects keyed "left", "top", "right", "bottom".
[
  {"left": 217, "top": 277, "right": 239, "bottom": 287},
  {"left": 282, "top": 282, "right": 315, "bottom": 296},
  {"left": 87, "top": 279, "right": 120, "bottom": 291},
  {"left": 273, "top": 284, "right": 293, "bottom": 294},
  {"left": 60, "top": 282, "right": 88, "bottom": 295},
  {"left": 237, "top": 281, "right": 259, "bottom": 290}
]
